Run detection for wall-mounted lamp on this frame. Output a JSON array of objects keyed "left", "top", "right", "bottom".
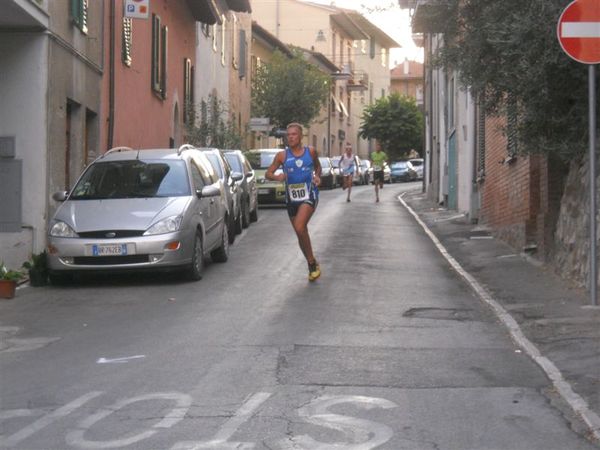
[{"left": 316, "top": 30, "right": 326, "bottom": 42}]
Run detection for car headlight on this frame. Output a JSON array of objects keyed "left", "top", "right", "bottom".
[
  {"left": 144, "top": 215, "right": 183, "bottom": 236},
  {"left": 50, "top": 221, "right": 78, "bottom": 238}
]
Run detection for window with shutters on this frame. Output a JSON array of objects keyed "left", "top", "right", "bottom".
[
  {"left": 71, "top": 0, "right": 88, "bottom": 34},
  {"left": 122, "top": 18, "right": 132, "bottom": 67},
  {"left": 151, "top": 14, "right": 168, "bottom": 99}
]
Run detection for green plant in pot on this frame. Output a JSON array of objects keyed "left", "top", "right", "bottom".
[
  {"left": 0, "top": 261, "right": 24, "bottom": 299},
  {"left": 22, "top": 251, "right": 48, "bottom": 287}
]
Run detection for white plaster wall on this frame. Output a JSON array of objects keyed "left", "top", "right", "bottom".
[
  {"left": 0, "top": 33, "right": 48, "bottom": 269},
  {"left": 455, "top": 86, "right": 473, "bottom": 214},
  {"left": 195, "top": 24, "right": 230, "bottom": 114}
]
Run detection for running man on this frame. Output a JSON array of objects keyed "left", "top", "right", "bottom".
[
  {"left": 339, "top": 143, "right": 355, "bottom": 202},
  {"left": 370, "top": 141, "right": 389, "bottom": 203},
  {"left": 265, "top": 123, "right": 322, "bottom": 281}
]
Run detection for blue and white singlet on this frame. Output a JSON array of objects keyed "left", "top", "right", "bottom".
[{"left": 283, "top": 146, "right": 319, "bottom": 204}]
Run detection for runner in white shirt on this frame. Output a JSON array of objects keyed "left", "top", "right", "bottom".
[{"left": 339, "top": 143, "right": 355, "bottom": 202}]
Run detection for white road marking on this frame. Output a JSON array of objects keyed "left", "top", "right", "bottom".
[
  {"left": 96, "top": 355, "right": 145, "bottom": 364},
  {"left": 170, "top": 392, "right": 272, "bottom": 450},
  {"left": 66, "top": 392, "right": 192, "bottom": 449},
  {"left": 0, "top": 391, "right": 103, "bottom": 447},
  {"left": 562, "top": 22, "right": 600, "bottom": 38},
  {"left": 277, "top": 395, "right": 398, "bottom": 450}
]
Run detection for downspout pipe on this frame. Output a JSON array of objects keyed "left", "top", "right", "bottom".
[{"left": 108, "top": 0, "right": 115, "bottom": 149}]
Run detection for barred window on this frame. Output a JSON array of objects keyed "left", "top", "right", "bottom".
[
  {"left": 506, "top": 94, "right": 518, "bottom": 157},
  {"left": 183, "top": 58, "right": 194, "bottom": 124},
  {"left": 71, "top": 0, "right": 88, "bottom": 33},
  {"left": 122, "top": 18, "right": 132, "bottom": 67}
]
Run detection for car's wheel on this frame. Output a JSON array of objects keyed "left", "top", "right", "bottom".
[
  {"left": 227, "top": 213, "right": 236, "bottom": 244},
  {"left": 235, "top": 206, "right": 243, "bottom": 235},
  {"left": 185, "top": 232, "right": 204, "bottom": 281},
  {"left": 249, "top": 203, "right": 258, "bottom": 222},
  {"left": 48, "top": 272, "right": 73, "bottom": 285},
  {"left": 211, "top": 222, "right": 229, "bottom": 263},
  {"left": 242, "top": 198, "right": 250, "bottom": 228}
]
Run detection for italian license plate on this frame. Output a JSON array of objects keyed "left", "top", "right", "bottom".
[
  {"left": 258, "top": 189, "right": 270, "bottom": 195},
  {"left": 92, "top": 244, "right": 127, "bottom": 256}
]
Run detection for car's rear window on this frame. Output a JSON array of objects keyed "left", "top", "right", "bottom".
[
  {"left": 247, "top": 151, "right": 278, "bottom": 169},
  {"left": 70, "top": 160, "right": 190, "bottom": 199},
  {"left": 410, "top": 159, "right": 423, "bottom": 167},
  {"left": 319, "top": 157, "right": 331, "bottom": 168},
  {"left": 224, "top": 153, "right": 243, "bottom": 173}
]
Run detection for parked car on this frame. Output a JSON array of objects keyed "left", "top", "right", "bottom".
[
  {"left": 245, "top": 149, "right": 286, "bottom": 205},
  {"left": 224, "top": 150, "right": 258, "bottom": 226},
  {"left": 390, "top": 160, "right": 418, "bottom": 182},
  {"left": 318, "top": 156, "right": 337, "bottom": 189},
  {"left": 360, "top": 159, "right": 371, "bottom": 185},
  {"left": 352, "top": 155, "right": 364, "bottom": 185},
  {"left": 47, "top": 145, "right": 230, "bottom": 284},
  {"left": 409, "top": 158, "right": 424, "bottom": 180},
  {"left": 330, "top": 155, "right": 343, "bottom": 186},
  {"left": 383, "top": 162, "right": 392, "bottom": 184},
  {"left": 200, "top": 148, "right": 243, "bottom": 243}
]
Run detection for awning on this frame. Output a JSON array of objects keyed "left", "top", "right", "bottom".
[{"left": 331, "top": 94, "right": 342, "bottom": 113}]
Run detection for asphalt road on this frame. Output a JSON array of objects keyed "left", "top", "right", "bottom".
[{"left": 0, "top": 182, "right": 596, "bottom": 450}]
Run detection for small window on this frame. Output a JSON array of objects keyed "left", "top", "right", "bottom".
[
  {"left": 122, "top": 18, "right": 132, "bottom": 67},
  {"left": 381, "top": 48, "right": 387, "bottom": 67},
  {"left": 71, "top": 0, "right": 88, "bottom": 33}
]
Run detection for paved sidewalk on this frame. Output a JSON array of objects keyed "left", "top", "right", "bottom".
[{"left": 401, "top": 189, "right": 600, "bottom": 446}]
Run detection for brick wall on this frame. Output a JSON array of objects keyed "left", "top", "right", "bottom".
[{"left": 479, "top": 114, "right": 567, "bottom": 259}]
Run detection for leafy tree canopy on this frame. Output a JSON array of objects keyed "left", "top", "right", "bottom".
[
  {"left": 186, "top": 94, "right": 242, "bottom": 149},
  {"left": 359, "top": 93, "right": 424, "bottom": 160},
  {"left": 252, "top": 49, "right": 330, "bottom": 130},
  {"left": 431, "top": 0, "right": 598, "bottom": 161}
]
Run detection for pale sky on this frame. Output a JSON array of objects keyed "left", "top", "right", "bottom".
[{"left": 305, "top": 0, "right": 424, "bottom": 65}]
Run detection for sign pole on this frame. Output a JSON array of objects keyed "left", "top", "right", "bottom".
[{"left": 590, "top": 64, "right": 597, "bottom": 306}]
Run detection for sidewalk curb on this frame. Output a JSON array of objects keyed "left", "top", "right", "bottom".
[{"left": 398, "top": 192, "right": 600, "bottom": 442}]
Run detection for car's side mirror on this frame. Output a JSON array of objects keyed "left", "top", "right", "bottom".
[
  {"left": 52, "top": 191, "right": 69, "bottom": 202},
  {"left": 199, "top": 185, "right": 220, "bottom": 198},
  {"left": 245, "top": 170, "right": 254, "bottom": 178},
  {"left": 231, "top": 171, "right": 243, "bottom": 182}
]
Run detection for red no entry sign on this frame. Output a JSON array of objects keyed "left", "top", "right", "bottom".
[{"left": 557, "top": 0, "right": 600, "bottom": 64}]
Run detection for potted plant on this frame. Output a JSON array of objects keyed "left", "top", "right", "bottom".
[
  {"left": 22, "top": 251, "right": 48, "bottom": 287},
  {"left": 0, "top": 261, "right": 24, "bottom": 299}
]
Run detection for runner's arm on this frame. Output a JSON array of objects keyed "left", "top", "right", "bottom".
[
  {"left": 310, "top": 147, "right": 322, "bottom": 186},
  {"left": 265, "top": 151, "right": 286, "bottom": 182}
]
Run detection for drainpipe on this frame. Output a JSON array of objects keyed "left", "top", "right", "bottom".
[{"left": 107, "top": 0, "right": 115, "bottom": 150}]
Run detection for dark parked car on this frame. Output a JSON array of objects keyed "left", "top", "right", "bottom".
[
  {"left": 318, "top": 157, "right": 337, "bottom": 189},
  {"left": 390, "top": 161, "right": 417, "bottom": 182},
  {"left": 200, "top": 148, "right": 243, "bottom": 243},
  {"left": 47, "top": 145, "right": 230, "bottom": 284},
  {"left": 224, "top": 150, "right": 258, "bottom": 226}
]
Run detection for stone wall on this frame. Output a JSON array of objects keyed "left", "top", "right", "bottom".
[{"left": 553, "top": 156, "right": 600, "bottom": 289}]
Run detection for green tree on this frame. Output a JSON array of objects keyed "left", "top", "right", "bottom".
[
  {"left": 359, "top": 93, "right": 424, "bottom": 160},
  {"left": 429, "top": 0, "right": 598, "bottom": 161},
  {"left": 185, "top": 94, "right": 242, "bottom": 149},
  {"left": 252, "top": 49, "right": 330, "bottom": 130}
]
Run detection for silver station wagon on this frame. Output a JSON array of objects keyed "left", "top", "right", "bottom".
[{"left": 47, "top": 145, "right": 230, "bottom": 284}]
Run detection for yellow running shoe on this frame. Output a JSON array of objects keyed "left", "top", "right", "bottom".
[{"left": 308, "top": 262, "right": 321, "bottom": 281}]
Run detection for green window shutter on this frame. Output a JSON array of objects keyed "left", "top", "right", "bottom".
[
  {"left": 71, "top": 0, "right": 88, "bottom": 33},
  {"left": 161, "top": 25, "right": 168, "bottom": 99},
  {"left": 239, "top": 30, "right": 246, "bottom": 79},
  {"left": 151, "top": 14, "right": 161, "bottom": 94}
]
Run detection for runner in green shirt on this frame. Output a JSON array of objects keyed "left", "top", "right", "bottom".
[{"left": 370, "top": 142, "right": 389, "bottom": 203}]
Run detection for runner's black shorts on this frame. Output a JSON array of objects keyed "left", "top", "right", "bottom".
[
  {"left": 287, "top": 198, "right": 318, "bottom": 218},
  {"left": 373, "top": 170, "right": 384, "bottom": 184}
]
